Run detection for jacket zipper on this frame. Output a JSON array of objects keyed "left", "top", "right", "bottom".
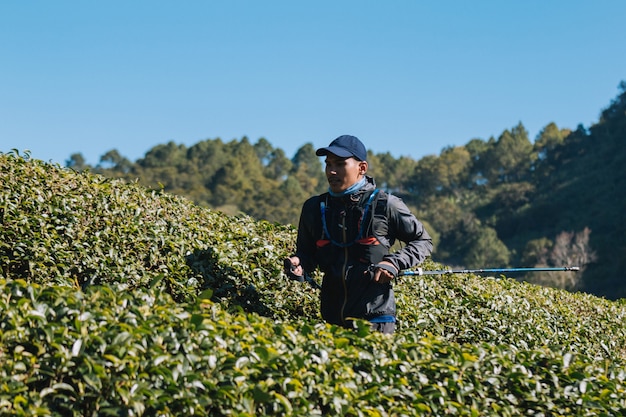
[{"left": 340, "top": 207, "right": 349, "bottom": 324}]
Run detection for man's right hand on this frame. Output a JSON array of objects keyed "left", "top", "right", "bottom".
[{"left": 283, "top": 257, "right": 304, "bottom": 281}]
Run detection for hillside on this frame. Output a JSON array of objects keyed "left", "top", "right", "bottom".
[
  {"left": 66, "top": 82, "right": 626, "bottom": 301},
  {"left": 1, "top": 152, "right": 626, "bottom": 416}
]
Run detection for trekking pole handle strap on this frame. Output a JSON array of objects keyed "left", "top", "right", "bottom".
[{"left": 379, "top": 263, "right": 399, "bottom": 276}]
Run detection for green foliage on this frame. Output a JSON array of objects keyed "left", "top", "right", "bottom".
[
  {"left": 409, "top": 147, "right": 471, "bottom": 196},
  {"left": 482, "top": 123, "right": 534, "bottom": 184},
  {"left": 407, "top": 83, "right": 626, "bottom": 299},
  {"left": 87, "top": 137, "right": 325, "bottom": 227},
  {"left": 1, "top": 278, "right": 626, "bottom": 416},
  {"left": 397, "top": 272, "right": 626, "bottom": 361},
  {"left": 2, "top": 152, "right": 626, "bottom": 415},
  {"left": 0, "top": 151, "right": 301, "bottom": 313}
]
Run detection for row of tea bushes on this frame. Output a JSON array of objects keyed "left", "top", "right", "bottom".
[
  {"left": 1, "top": 277, "right": 625, "bottom": 416},
  {"left": 1, "top": 151, "right": 305, "bottom": 315}
]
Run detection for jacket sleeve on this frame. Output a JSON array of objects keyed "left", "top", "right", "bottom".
[
  {"left": 294, "top": 196, "right": 320, "bottom": 274},
  {"left": 382, "top": 194, "right": 433, "bottom": 272}
]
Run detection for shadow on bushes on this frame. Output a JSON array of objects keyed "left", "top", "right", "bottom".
[{"left": 186, "top": 247, "right": 273, "bottom": 317}]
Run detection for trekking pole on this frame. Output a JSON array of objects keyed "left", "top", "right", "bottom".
[{"left": 400, "top": 266, "right": 580, "bottom": 276}]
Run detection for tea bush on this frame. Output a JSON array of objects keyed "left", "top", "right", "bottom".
[
  {"left": 1, "top": 278, "right": 625, "bottom": 416},
  {"left": 0, "top": 151, "right": 311, "bottom": 318},
  {"left": 2, "top": 152, "right": 626, "bottom": 416}
]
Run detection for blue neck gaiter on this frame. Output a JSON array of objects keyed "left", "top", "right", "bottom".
[{"left": 328, "top": 177, "right": 367, "bottom": 197}]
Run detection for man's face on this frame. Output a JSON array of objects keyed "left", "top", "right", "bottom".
[{"left": 324, "top": 153, "right": 368, "bottom": 194}]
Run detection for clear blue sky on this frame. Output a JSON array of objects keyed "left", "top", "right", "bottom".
[{"left": 2, "top": 1, "right": 625, "bottom": 166}]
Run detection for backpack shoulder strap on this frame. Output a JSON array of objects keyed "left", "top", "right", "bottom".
[{"left": 371, "top": 189, "right": 388, "bottom": 217}]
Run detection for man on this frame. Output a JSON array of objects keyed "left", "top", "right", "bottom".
[{"left": 284, "top": 135, "right": 432, "bottom": 334}]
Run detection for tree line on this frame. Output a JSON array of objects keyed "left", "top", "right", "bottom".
[{"left": 67, "top": 81, "right": 626, "bottom": 300}]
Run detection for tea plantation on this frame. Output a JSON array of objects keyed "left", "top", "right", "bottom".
[{"left": 1, "top": 151, "right": 625, "bottom": 416}]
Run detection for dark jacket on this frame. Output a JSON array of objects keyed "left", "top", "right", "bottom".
[{"left": 295, "top": 176, "right": 432, "bottom": 326}]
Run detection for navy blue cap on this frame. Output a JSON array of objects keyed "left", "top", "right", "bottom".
[{"left": 315, "top": 135, "right": 367, "bottom": 161}]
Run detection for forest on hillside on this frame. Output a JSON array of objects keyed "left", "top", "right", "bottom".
[{"left": 66, "top": 81, "right": 626, "bottom": 300}]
